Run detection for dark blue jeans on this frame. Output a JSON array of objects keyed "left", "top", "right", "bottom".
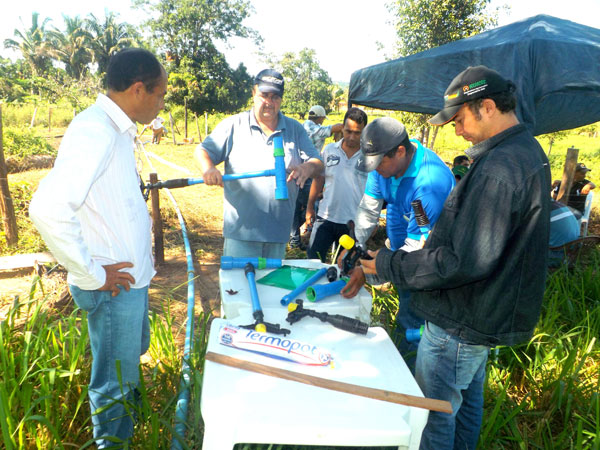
[
  {"left": 393, "top": 289, "right": 424, "bottom": 373},
  {"left": 290, "top": 181, "right": 311, "bottom": 246},
  {"left": 307, "top": 218, "right": 349, "bottom": 262},
  {"left": 416, "top": 321, "right": 489, "bottom": 450}
]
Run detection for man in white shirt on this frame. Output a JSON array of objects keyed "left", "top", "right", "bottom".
[
  {"left": 150, "top": 115, "right": 165, "bottom": 143},
  {"left": 29, "top": 48, "right": 167, "bottom": 448},
  {"left": 305, "top": 107, "right": 368, "bottom": 261}
]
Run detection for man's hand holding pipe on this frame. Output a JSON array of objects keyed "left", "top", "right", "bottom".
[
  {"left": 339, "top": 249, "right": 380, "bottom": 298},
  {"left": 202, "top": 167, "right": 224, "bottom": 186},
  {"left": 195, "top": 146, "right": 224, "bottom": 186}
]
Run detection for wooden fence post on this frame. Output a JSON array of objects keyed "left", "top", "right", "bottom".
[
  {"left": 0, "top": 106, "right": 19, "bottom": 246},
  {"left": 556, "top": 146, "right": 579, "bottom": 205},
  {"left": 195, "top": 113, "right": 202, "bottom": 142},
  {"left": 169, "top": 112, "right": 177, "bottom": 145},
  {"left": 149, "top": 173, "right": 164, "bottom": 265},
  {"left": 30, "top": 106, "right": 37, "bottom": 128},
  {"left": 184, "top": 97, "right": 188, "bottom": 139}
]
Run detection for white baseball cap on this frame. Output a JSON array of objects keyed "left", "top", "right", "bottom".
[{"left": 308, "top": 105, "right": 327, "bottom": 118}]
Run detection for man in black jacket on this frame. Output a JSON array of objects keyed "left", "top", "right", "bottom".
[{"left": 359, "top": 66, "right": 550, "bottom": 450}]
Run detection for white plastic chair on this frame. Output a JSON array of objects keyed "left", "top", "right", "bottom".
[{"left": 580, "top": 191, "right": 593, "bottom": 237}]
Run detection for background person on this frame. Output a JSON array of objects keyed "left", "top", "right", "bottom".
[
  {"left": 150, "top": 115, "right": 165, "bottom": 143},
  {"left": 303, "top": 105, "right": 343, "bottom": 152},
  {"left": 548, "top": 199, "right": 581, "bottom": 267},
  {"left": 452, "top": 154, "right": 470, "bottom": 181},
  {"left": 358, "top": 66, "right": 550, "bottom": 450},
  {"left": 551, "top": 162, "right": 595, "bottom": 214},
  {"left": 289, "top": 105, "right": 344, "bottom": 249},
  {"left": 29, "top": 48, "right": 167, "bottom": 448},
  {"left": 306, "top": 107, "right": 368, "bottom": 261},
  {"left": 195, "top": 69, "right": 323, "bottom": 259}
]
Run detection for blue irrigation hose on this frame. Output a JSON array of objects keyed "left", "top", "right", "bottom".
[
  {"left": 167, "top": 186, "right": 195, "bottom": 450},
  {"left": 136, "top": 140, "right": 195, "bottom": 449}
]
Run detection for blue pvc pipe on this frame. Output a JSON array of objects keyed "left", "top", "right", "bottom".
[
  {"left": 166, "top": 189, "right": 195, "bottom": 450},
  {"left": 184, "top": 169, "right": 276, "bottom": 185},
  {"left": 306, "top": 279, "right": 347, "bottom": 302},
  {"left": 406, "top": 325, "right": 424, "bottom": 343},
  {"left": 138, "top": 141, "right": 195, "bottom": 449},
  {"left": 272, "top": 136, "right": 288, "bottom": 200},
  {"left": 280, "top": 267, "right": 328, "bottom": 306},
  {"left": 220, "top": 256, "right": 282, "bottom": 270},
  {"left": 244, "top": 265, "right": 262, "bottom": 314}
]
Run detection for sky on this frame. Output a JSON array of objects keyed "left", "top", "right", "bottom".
[{"left": 1, "top": 0, "right": 599, "bottom": 83}]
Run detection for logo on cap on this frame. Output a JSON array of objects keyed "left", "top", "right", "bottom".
[{"left": 261, "top": 76, "right": 283, "bottom": 85}]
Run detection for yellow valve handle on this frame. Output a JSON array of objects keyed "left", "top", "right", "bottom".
[
  {"left": 255, "top": 323, "right": 267, "bottom": 333},
  {"left": 339, "top": 234, "right": 356, "bottom": 250},
  {"left": 287, "top": 302, "right": 298, "bottom": 312}
]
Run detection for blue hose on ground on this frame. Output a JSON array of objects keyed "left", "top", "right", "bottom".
[
  {"left": 167, "top": 186, "right": 195, "bottom": 450},
  {"left": 137, "top": 140, "right": 195, "bottom": 449}
]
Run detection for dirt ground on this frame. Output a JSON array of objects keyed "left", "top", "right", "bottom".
[
  {"left": 0, "top": 142, "right": 226, "bottom": 330},
  {"left": 2, "top": 138, "right": 600, "bottom": 328}
]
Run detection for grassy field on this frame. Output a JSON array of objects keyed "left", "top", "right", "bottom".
[{"left": 1, "top": 105, "right": 600, "bottom": 448}]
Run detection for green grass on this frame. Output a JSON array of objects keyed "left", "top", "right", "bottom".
[
  {"left": 2, "top": 251, "right": 598, "bottom": 449},
  {"left": 2, "top": 103, "right": 600, "bottom": 448}
]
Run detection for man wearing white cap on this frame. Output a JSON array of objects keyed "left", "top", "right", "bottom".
[{"left": 303, "top": 105, "right": 343, "bottom": 152}]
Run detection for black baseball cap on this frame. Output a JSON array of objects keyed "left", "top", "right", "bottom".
[
  {"left": 429, "top": 66, "right": 513, "bottom": 126},
  {"left": 359, "top": 117, "right": 408, "bottom": 172},
  {"left": 576, "top": 162, "right": 591, "bottom": 172},
  {"left": 254, "top": 69, "right": 284, "bottom": 97}
]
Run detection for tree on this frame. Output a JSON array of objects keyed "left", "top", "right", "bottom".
[
  {"left": 389, "top": 0, "right": 498, "bottom": 57},
  {"left": 135, "top": 0, "right": 259, "bottom": 114},
  {"left": 86, "top": 12, "right": 139, "bottom": 75},
  {"left": 387, "top": 0, "right": 499, "bottom": 147},
  {"left": 46, "top": 15, "right": 92, "bottom": 80},
  {"left": 3, "top": 12, "right": 53, "bottom": 78},
  {"left": 167, "top": 56, "right": 253, "bottom": 114},
  {"left": 269, "top": 48, "right": 334, "bottom": 118},
  {"left": 538, "top": 130, "right": 569, "bottom": 156},
  {"left": 0, "top": 58, "right": 31, "bottom": 102}
]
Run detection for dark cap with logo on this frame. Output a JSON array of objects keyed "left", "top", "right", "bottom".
[
  {"left": 576, "top": 162, "right": 591, "bottom": 172},
  {"left": 429, "top": 65, "right": 513, "bottom": 126},
  {"left": 254, "top": 69, "right": 284, "bottom": 97},
  {"left": 359, "top": 117, "right": 408, "bottom": 172}
]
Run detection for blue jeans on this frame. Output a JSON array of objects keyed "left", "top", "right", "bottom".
[
  {"left": 70, "top": 285, "right": 150, "bottom": 449},
  {"left": 290, "top": 181, "right": 311, "bottom": 245},
  {"left": 415, "top": 321, "right": 489, "bottom": 450},
  {"left": 393, "top": 289, "right": 424, "bottom": 373},
  {"left": 224, "top": 238, "right": 286, "bottom": 259}
]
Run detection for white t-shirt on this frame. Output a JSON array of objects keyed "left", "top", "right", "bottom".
[
  {"left": 151, "top": 117, "right": 165, "bottom": 130},
  {"left": 318, "top": 139, "right": 368, "bottom": 224}
]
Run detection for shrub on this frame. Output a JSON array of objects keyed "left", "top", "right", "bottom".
[{"left": 3, "top": 127, "right": 55, "bottom": 160}]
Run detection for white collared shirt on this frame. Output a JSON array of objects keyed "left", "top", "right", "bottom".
[{"left": 29, "top": 94, "right": 155, "bottom": 290}]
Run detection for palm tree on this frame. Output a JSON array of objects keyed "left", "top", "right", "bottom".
[
  {"left": 3, "top": 12, "right": 52, "bottom": 78},
  {"left": 46, "top": 15, "right": 93, "bottom": 80},
  {"left": 86, "top": 11, "right": 139, "bottom": 75}
]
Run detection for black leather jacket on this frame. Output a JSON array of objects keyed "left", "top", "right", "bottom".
[{"left": 376, "top": 124, "right": 550, "bottom": 347}]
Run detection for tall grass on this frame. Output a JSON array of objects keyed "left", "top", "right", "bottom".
[
  {"left": 2, "top": 254, "right": 599, "bottom": 448},
  {"left": 0, "top": 276, "right": 211, "bottom": 449}
]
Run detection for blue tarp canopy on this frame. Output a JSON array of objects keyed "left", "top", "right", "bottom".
[{"left": 348, "top": 15, "right": 600, "bottom": 136}]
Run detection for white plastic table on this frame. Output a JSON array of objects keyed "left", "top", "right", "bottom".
[
  {"left": 219, "top": 259, "right": 373, "bottom": 324},
  {"left": 201, "top": 315, "right": 428, "bottom": 450}
]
